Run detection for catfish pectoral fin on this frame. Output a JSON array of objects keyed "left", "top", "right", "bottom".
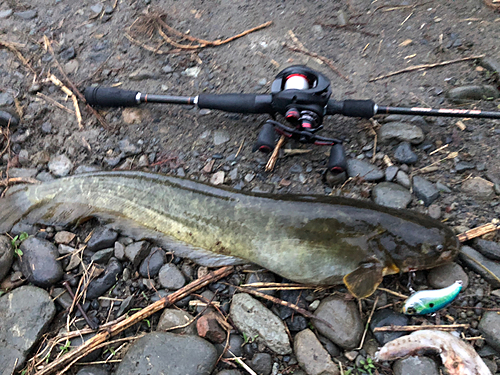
[{"left": 343, "top": 262, "right": 384, "bottom": 299}]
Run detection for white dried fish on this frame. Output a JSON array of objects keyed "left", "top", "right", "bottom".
[{"left": 376, "top": 330, "right": 491, "bottom": 375}]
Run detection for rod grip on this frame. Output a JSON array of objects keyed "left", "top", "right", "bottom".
[
  {"left": 197, "top": 94, "right": 273, "bottom": 114},
  {"left": 84, "top": 86, "right": 139, "bottom": 107},
  {"left": 326, "top": 99, "right": 375, "bottom": 118}
]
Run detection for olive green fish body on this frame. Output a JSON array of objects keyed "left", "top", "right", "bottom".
[{"left": 0, "top": 171, "right": 459, "bottom": 297}]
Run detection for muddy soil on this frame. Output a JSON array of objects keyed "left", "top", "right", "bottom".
[{"left": 1, "top": 0, "right": 500, "bottom": 374}]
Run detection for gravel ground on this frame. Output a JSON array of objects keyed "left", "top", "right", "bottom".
[{"left": 1, "top": 1, "right": 500, "bottom": 374}]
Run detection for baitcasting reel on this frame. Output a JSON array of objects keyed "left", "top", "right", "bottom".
[{"left": 84, "top": 65, "right": 500, "bottom": 174}]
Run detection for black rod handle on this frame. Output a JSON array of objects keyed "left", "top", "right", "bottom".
[
  {"left": 326, "top": 99, "right": 376, "bottom": 118},
  {"left": 197, "top": 94, "right": 273, "bottom": 114},
  {"left": 85, "top": 86, "right": 140, "bottom": 107}
]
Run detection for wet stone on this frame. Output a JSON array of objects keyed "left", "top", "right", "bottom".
[
  {"left": 158, "top": 263, "right": 186, "bottom": 290},
  {"left": 87, "top": 227, "right": 118, "bottom": 252},
  {"left": 91, "top": 248, "right": 115, "bottom": 264},
  {"left": 459, "top": 246, "right": 500, "bottom": 288},
  {"left": 138, "top": 247, "right": 166, "bottom": 277},
  {"left": 370, "top": 309, "right": 408, "bottom": 345},
  {"left": 346, "top": 159, "right": 384, "bottom": 182},
  {"left": 60, "top": 46, "right": 76, "bottom": 61},
  {"left": 294, "top": 329, "right": 339, "bottom": 375},
  {"left": 479, "top": 311, "right": 500, "bottom": 352},
  {"left": 15, "top": 10, "right": 37, "bottom": 20},
  {"left": 216, "top": 334, "right": 244, "bottom": 359},
  {"left": 446, "top": 85, "right": 499, "bottom": 103},
  {"left": 392, "top": 356, "right": 439, "bottom": 375},
  {"left": 394, "top": 142, "right": 418, "bottom": 164},
  {"left": 115, "top": 332, "right": 218, "bottom": 375},
  {"left": 158, "top": 308, "right": 197, "bottom": 335},
  {"left": 213, "top": 130, "right": 230, "bottom": 145},
  {"left": 19, "top": 237, "right": 63, "bottom": 288},
  {"left": 249, "top": 353, "right": 273, "bottom": 375},
  {"left": 230, "top": 293, "right": 291, "bottom": 354},
  {"left": 197, "top": 313, "right": 227, "bottom": 344},
  {"left": 86, "top": 258, "right": 123, "bottom": 299},
  {"left": 76, "top": 366, "right": 109, "bottom": 375},
  {"left": 54, "top": 231, "right": 75, "bottom": 245},
  {"left": 385, "top": 165, "right": 398, "bottom": 181},
  {"left": 372, "top": 182, "right": 412, "bottom": 209},
  {"left": 474, "top": 239, "right": 500, "bottom": 261},
  {"left": 124, "top": 240, "right": 150, "bottom": 266},
  {"left": 412, "top": 176, "right": 439, "bottom": 206},
  {"left": 0, "top": 286, "right": 56, "bottom": 371},
  {"left": 455, "top": 161, "right": 475, "bottom": 173},
  {"left": 0, "top": 235, "right": 13, "bottom": 282},
  {"left": 313, "top": 296, "right": 363, "bottom": 349},
  {"left": 461, "top": 177, "right": 495, "bottom": 200},
  {"left": 378, "top": 122, "right": 424, "bottom": 145},
  {"left": 0, "top": 92, "right": 14, "bottom": 107},
  {"left": 115, "top": 295, "right": 134, "bottom": 317},
  {"left": 427, "top": 262, "right": 469, "bottom": 290}
]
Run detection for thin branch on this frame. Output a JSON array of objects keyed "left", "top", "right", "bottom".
[{"left": 373, "top": 324, "right": 469, "bottom": 332}]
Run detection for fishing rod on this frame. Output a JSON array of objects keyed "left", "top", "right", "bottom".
[{"left": 84, "top": 65, "right": 500, "bottom": 174}]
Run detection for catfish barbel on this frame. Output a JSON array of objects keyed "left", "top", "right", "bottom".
[{"left": 0, "top": 171, "right": 459, "bottom": 298}]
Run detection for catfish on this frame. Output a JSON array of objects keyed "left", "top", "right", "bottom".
[{"left": 0, "top": 171, "right": 459, "bottom": 298}]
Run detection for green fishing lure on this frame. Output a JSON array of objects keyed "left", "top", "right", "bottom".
[{"left": 402, "top": 280, "right": 463, "bottom": 315}]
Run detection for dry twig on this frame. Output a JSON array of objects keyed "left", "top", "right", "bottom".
[
  {"left": 457, "top": 221, "right": 500, "bottom": 242},
  {"left": 373, "top": 323, "right": 469, "bottom": 332},
  {"left": 370, "top": 55, "right": 485, "bottom": 82},
  {"left": 265, "top": 135, "right": 285, "bottom": 172}
]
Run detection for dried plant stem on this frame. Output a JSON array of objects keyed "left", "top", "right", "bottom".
[
  {"left": 373, "top": 323, "right": 469, "bottom": 332},
  {"left": 457, "top": 222, "right": 500, "bottom": 242},
  {"left": 265, "top": 135, "right": 285, "bottom": 172},
  {"left": 370, "top": 55, "right": 485, "bottom": 82}
]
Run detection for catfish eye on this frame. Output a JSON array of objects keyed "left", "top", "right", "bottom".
[{"left": 436, "top": 244, "right": 444, "bottom": 252}]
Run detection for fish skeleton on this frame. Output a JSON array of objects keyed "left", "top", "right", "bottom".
[
  {"left": 402, "top": 280, "right": 463, "bottom": 315},
  {"left": 0, "top": 171, "right": 459, "bottom": 298}
]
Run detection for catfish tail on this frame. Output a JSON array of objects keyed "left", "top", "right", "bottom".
[{"left": 0, "top": 185, "right": 38, "bottom": 234}]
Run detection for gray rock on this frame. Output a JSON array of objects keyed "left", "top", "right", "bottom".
[
  {"left": 129, "top": 69, "right": 157, "bottom": 81},
  {"left": 87, "top": 227, "right": 118, "bottom": 252},
  {"left": 124, "top": 240, "right": 150, "bottom": 266},
  {"left": 70, "top": 333, "right": 102, "bottom": 362},
  {"left": 162, "top": 65, "right": 174, "bottom": 74},
  {"left": 455, "top": 161, "right": 475, "bottom": 173},
  {"left": 396, "top": 170, "right": 411, "bottom": 188},
  {"left": 385, "top": 165, "right": 398, "bottom": 181},
  {"left": 60, "top": 46, "right": 76, "bottom": 61},
  {"left": 370, "top": 309, "right": 408, "bottom": 345},
  {"left": 157, "top": 308, "right": 197, "bottom": 335},
  {"left": 346, "top": 159, "right": 384, "bottom": 182},
  {"left": 215, "top": 334, "right": 244, "bottom": 359},
  {"left": 436, "top": 181, "right": 451, "bottom": 193},
  {"left": 230, "top": 293, "right": 291, "bottom": 354},
  {"left": 313, "top": 296, "right": 363, "bottom": 349},
  {"left": 52, "top": 288, "right": 74, "bottom": 310},
  {"left": 427, "top": 262, "right": 469, "bottom": 290},
  {"left": 116, "top": 295, "right": 134, "bottom": 317},
  {"left": 139, "top": 247, "right": 166, "bottom": 277},
  {"left": 114, "top": 241, "right": 125, "bottom": 260},
  {"left": 118, "top": 138, "right": 141, "bottom": 155},
  {"left": 0, "top": 286, "right": 55, "bottom": 371},
  {"left": 158, "top": 263, "right": 186, "bottom": 290},
  {"left": 479, "top": 311, "right": 500, "bottom": 352},
  {"left": 0, "top": 235, "right": 13, "bottom": 282},
  {"left": 0, "top": 92, "right": 14, "bottom": 108},
  {"left": 245, "top": 270, "right": 276, "bottom": 296},
  {"left": 461, "top": 177, "right": 495, "bottom": 200},
  {"left": 90, "top": 3, "right": 104, "bottom": 14},
  {"left": 7, "top": 168, "right": 38, "bottom": 178},
  {"left": 0, "top": 9, "right": 13, "bottom": 19},
  {"left": 427, "top": 204, "right": 441, "bottom": 220},
  {"left": 76, "top": 366, "right": 109, "bottom": 375},
  {"left": 412, "top": 176, "right": 439, "bottom": 206},
  {"left": 294, "top": 329, "right": 339, "bottom": 375},
  {"left": 91, "top": 248, "right": 114, "bottom": 264},
  {"left": 19, "top": 237, "right": 63, "bottom": 287},
  {"left": 14, "top": 10, "right": 37, "bottom": 20},
  {"left": 86, "top": 258, "right": 123, "bottom": 299},
  {"left": 459, "top": 246, "right": 500, "bottom": 288},
  {"left": 249, "top": 353, "right": 273, "bottom": 375},
  {"left": 378, "top": 122, "right": 424, "bottom": 145},
  {"left": 474, "top": 239, "right": 500, "bottom": 261},
  {"left": 480, "top": 57, "right": 500, "bottom": 76},
  {"left": 115, "top": 332, "right": 218, "bottom": 375},
  {"left": 48, "top": 154, "right": 73, "bottom": 177},
  {"left": 372, "top": 182, "right": 412, "bottom": 209},
  {"left": 394, "top": 142, "right": 418, "bottom": 164},
  {"left": 214, "top": 130, "right": 230, "bottom": 145},
  {"left": 393, "top": 356, "right": 439, "bottom": 375},
  {"left": 446, "top": 85, "right": 499, "bottom": 103}
]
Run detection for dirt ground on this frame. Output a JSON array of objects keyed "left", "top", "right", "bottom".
[{"left": 1, "top": 0, "right": 500, "bottom": 373}]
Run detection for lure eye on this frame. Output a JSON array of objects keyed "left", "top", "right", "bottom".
[
  {"left": 406, "top": 307, "right": 416, "bottom": 314},
  {"left": 436, "top": 244, "right": 444, "bottom": 252}
]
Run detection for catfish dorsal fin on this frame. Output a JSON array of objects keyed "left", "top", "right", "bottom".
[{"left": 343, "top": 261, "right": 384, "bottom": 299}]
